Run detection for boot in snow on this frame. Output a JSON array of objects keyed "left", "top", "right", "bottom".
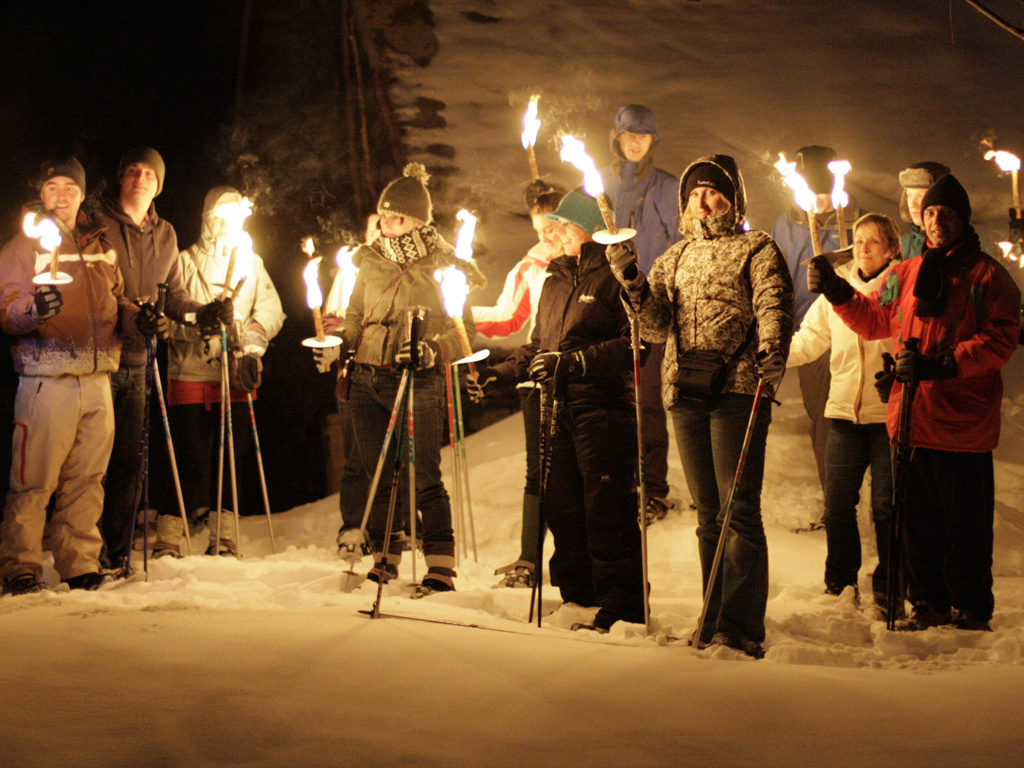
[
  {"left": 154, "top": 514, "right": 185, "bottom": 558},
  {"left": 206, "top": 509, "right": 239, "bottom": 557}
]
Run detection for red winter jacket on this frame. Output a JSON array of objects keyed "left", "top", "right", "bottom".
[{"left": 834, "top": 238, "right": 1020, "bottom": 452}]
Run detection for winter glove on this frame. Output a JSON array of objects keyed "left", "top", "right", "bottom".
[
  {"left": 237, "top": 353, "right": 263, "bottom": 393},
  {"left": 395, "top": 339, "right": 439, "bottom": 370},
  {"left": 605, "top": 240, "right": 645, "bottom": 293},
  {"left": 895, "top": 347, "right": 956, "bottom": 383},
  {"left": 196, "top": 298, "right": 235, "bottom": 334},
  {"left": 528, "top": 350, "right": 586, "bottom": 384},
  {"left": 467, "top": 366, "right": 500, "bottom": 402},
  {"left": 874, "top": 353, "right": 897, "bottom": 403},
  {"left": 32, "top": 287, "right": 62, "bottom": 321},
  {"left": 135, "top": 301, "right": 169, "bottom": 339},
  {"left": 807, "top": 255, "right": 854, "bottom": 306},
  {"left": 313, "top": 336, "right": 348, "bottom": 373},
  {"left": 755, "top": 345, "right": 786, "bottom": 388}
]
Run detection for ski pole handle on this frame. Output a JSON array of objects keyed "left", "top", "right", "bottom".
[{"left": 156, "top": 283, "right": 168, "bottom": 316}]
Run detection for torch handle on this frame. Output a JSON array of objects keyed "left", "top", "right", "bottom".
[
  {"left": 50, "top": 247, "right": 60, "bottom": 281},
  {"left": 597, "top": 193, "right": 618, "bottom": 236},
  {"left": 807, "top": 210, "right": 823, "bottom": 256},
  {"left": 837, "top": 205, "right": 849, "bottom": 250},
  {"left": 528, "top": 146, "right": 539, "bottom": 182},
  {"left": 452, "top": 316, "right": 478, "bottom": 375},
  {"left": 220, "top": 247, "right": 238, "bottom": 301}
]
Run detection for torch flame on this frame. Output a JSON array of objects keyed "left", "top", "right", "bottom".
[
  {"left": 521, "top": 95, "right": 541, "bottom": 150},
  {"left": 21, "top": 212, "right": 62, "bottom": 252},
  {"left": 828, "top": 160, "right": 851, "bottom": 210},
  {"left": 325, "top": 246, "right": 359, "bottom": 314},
  {"left": 303, "top": 257, "right": 323, "bottom": 309},
  {"left": 775, "top": 153, "right": 818, "bottom": 213},
  {"left": 998, "top": 241, "right": 1016, "bottom": 262},
  {"left": 560, "top": 135, "right": 604, "bottom": 197},
  {"left": 435, "top": 266, "right": 469, "bottom": 319},
  {"left": 455, "top": 209, "right": 477, "bottom": 262},
  {"left": 302, "top": 237, "right": 315, "bottom": 256},
  {"left": 985, "top": 150, "right": 1021, "bottom": 173}
]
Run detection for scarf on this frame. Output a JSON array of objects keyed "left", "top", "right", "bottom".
[
  {"left": 914, "top": 226, "right": 980, "bottom": 318},
  {"left": 379, "top": 225, "right": 438, "bottom": 265}
]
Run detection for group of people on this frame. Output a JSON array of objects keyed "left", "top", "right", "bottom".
[
  {"left": 2, "top": 109, "right": 1020, "bottom": 658},
  {"left": 0, "top": 148, "right": 284, "bottom": 596}
]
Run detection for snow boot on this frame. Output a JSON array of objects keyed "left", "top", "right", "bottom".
[
  {"left": 644, "top": 496, "right": 674, "bottom": 525},
  {"left": 153, "top": 514, "right": 185, "bottom": 559},
  {"left": 336, "top": 527, "right": 370, "bottom": 559},
  {"left": 950, "top": 608, "right": 992, "bottom": 632},
  {"left": 495, "top": 564, "right": 536, "bottom": 589},
  {"left": 2, "top": 570, "right": 45, "bottom": 596},
  {"left": 421, "top": 539, "right": 457, "bottom": 594},
  {"left": 710, "top": 632, "right": 765, "bottom": 659},
  {"left": 206, "top": 510, "right": 239, "bottom": 557},
  {"left": 65, "top": 572, "right": 107, "bottom": 591},
  {"left": 895, "top": 603, "right": 951, "bottom": 631}
]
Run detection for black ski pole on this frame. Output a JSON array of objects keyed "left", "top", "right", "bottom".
[{"left": 530, "top": 384, "right": 559, "bottom": 627}]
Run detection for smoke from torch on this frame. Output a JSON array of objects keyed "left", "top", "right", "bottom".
[{"left": 522, "top": 95, "right": 541, "bottom": 181}]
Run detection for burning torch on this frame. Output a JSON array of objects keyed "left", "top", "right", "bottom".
[
  {"left": 214, "top": 196, "right": 255, "bottom": 302},
  {"left": 324, "top": 245, "right": 359, "bottom": 316},
  {"left": 559, "top": 135, "right": 636, "bottom": 245},
  {"left": 776, "top": 153, "right": 823, "bottom": 255},
  {"left": 828, "top": 160, "right": 852, "bottom": 250},
  {"left": 984, "top": 148, "right": 1024, "bottom": 256},
  {"left": 22, "top": 212, "right": 72, "bottom": 285},
  {"left": 301, "top": 239, "right": 342, "bottom": 350},
  {"left": 522, "top": 95, "right": 542, "bottom": 181}
]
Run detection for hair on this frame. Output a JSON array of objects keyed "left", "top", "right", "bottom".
[
  {"left": 853, "top": 212, "right": 902, "bottom": 258},
  {"left": 530, "top": 189, "right": 565, "bottom": 216}
]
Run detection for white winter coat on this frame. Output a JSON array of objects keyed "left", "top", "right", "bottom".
[{"left": 788, "top": 261, "right": 897, "bottom": 424}]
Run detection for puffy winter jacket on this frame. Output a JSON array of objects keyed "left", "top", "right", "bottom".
[
  {"left": 472, "top": 242, "right": 552, "bottom": 339},
  {"left": 601, "top": 138, "right": 680, "bottom": 275},
  {"left": 502, "top": 240, "right": 634, "bottom": 409},
  {"left": 340, "top": 235, "right": 484, "bottom": 368},
  {"left": 0, "top": 208, "right": 137, "bottom": 377},
  {"left": 96, "top": 196, "right": 202, "bottom": 366},
  {"left": 638, "top": 156, "right": 794, "bottom": 409},
  {"left": 789, "top": 261, "right": 897, "bottom": 424},
  {"left": 834, "top": 233, "right": 1020, "bottom": 452}
]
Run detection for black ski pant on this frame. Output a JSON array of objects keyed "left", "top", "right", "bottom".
[
  {"left": 544, "top": 397, "right": 644, "bottom": 627},
  {"left": 902, "top": 447, "right": 994, "bottom": 621}
]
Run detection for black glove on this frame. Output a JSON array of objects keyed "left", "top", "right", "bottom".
[
  {"left": 237, "top": 353, "right": 263, "bottom": 393},
  {"left": 895, "top": 347, "right": 956, "bottom": 383},
  {"left": 874, "top": 352, "right": 896, "bottom": 403},
  {"left": 135, "top": 302, "right": 170, "bottom": 339},
  {"left": 807, "top": 255, "right": 854, "bottom": 306},
  {"left": 755, "top": 345, "right": 786, "bottom": 388},
  {"left": 528, "top": 350, "right": 585, "bottom": 384},
  {"left": 313, "top": 336, "right": 348, "bottom": 373},
  {"left": 33, "top": 287, "right": 62, "bottom": 321},
  {"left": 196, "top": 298, "right": 235, "bottom": 334},
  {"left": 395, "top": 339, "right": 439, "bottom": 370},
  {"left": 605, "top": 240, "right": 645, "bottom": 293},
  {"left": 467, "top": 366, "right": 500, "bottom": 402}
]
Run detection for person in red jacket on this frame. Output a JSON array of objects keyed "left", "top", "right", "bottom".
[{"left": 808, "top": 174, "right": 1021, "bottom": 631}]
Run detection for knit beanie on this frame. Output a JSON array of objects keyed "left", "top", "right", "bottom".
[
  {"left": 378, "top": 163, "right": 433, "bottom": 225},
  {"left": 119, "top": 146, "right": 166, "bottom": 196},
  {"left": 898, "top": 161, "right": 951, "bottom": 222},
  {"left": 795, "top": 145, "right": 837, "bottom": 195},
  {"left": 683, "top": 162, "right": 736, "bottom": 208},
  {"left": 614, "top": 104, "right": 658, "bottom": 139},
  {"left": 920, "top": 174, "right": 972, "bottom": 224},
  {"left": 545, "top": 188, "right": 605, "bottom": 234},
  {"left": 39, "top": 156, "right": 86, "bottom": 192}
]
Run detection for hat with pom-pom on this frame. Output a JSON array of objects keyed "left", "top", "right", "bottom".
[{"left": 378, "top": 162, "right": 433, "bottom": 225}]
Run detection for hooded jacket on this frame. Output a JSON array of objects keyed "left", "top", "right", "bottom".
[
  {"left": 834, "top": 229, "right": 1020, "bottom": 452},
  {"left": 637, "top": 155, "right": 794, "bottom": 409},
  {"left": 600, "top": 133, "right": 680, "bottom": 276},
  {"left": 340, "top": 232, "right": 485, "bottom": 368},
  {"left": 96, "top": 196, "right": 202, "bottom": 366},
  {"left": 167, "top": 188, "right": 285, "bottom": 383},
  {"left": 0, "top": 207, "right": 137, "bottom": 377},
  {"left": 502, "top": 240, "right": 634, "bottom": 409},
  {"left": 789, "top": 260, "right": 897, "bottom": 424},
  {"left": 472, "top": 242, "right": 553, "bottom": 340}
]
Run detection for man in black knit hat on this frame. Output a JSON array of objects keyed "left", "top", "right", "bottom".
[{"left": 807, "top": 174, "right": 1021, "bottom": 631}]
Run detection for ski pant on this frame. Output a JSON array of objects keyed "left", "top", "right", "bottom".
[
  {"left": 544, "top": 397, "right": 644, "bottom": 627},
  {"left": 902, "top": 447, "right": 994, "bottom": 621},
  {"left": 823, "top": 419, "right": 892, "bottom": 598},
  {"left": 671, "top": 392, "right": 771, "bottom": 644},
  {"left": 639, "top": 342, "right": 670, "bottom": 500},
  {"left": 337, "top": 399, "right": 373, "bottom": 532},
  {"left": 798, "top": 350, "right": 831, "bottom": 501},
  {"left": 99, "top": 362, "right": 146, "bottom": 569},
  {"left": 1, "top": 374, "right": 113, "bottom": 582}
]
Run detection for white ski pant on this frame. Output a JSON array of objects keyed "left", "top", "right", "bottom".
[{"left": 1, "top": 373, "right": 114, "bottom": 582}]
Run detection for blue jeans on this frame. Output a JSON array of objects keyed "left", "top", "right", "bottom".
[
  {"left": 100, "top": 363, "right": 147, "bottom": 569},
  {"left": 670, "top": 393, "right": 771, "bottom": 643},
  {"left": 823, "top": 419, "right": 893, "bottom": 597},
  {"left": 337, "top": 399, "right": 372, "bottom": 532},
  {"left": 348, "top": 366, "right": 452, "bottom": 544}
]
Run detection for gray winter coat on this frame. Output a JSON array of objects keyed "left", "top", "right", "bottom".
[{"left": 636, "top": 156, "right": 794, "bottom": 408}]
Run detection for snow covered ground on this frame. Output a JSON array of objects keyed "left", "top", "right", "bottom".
[{"left": 6, "top": 1, "right": 1024, "bottom": 765}]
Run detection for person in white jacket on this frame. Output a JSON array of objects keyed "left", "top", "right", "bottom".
[
  {"left": 471, "top": 185, "right": 564, "bottom": 588},
  {"left": 787, "top": 213, "right": 902, "bottom": 612}
]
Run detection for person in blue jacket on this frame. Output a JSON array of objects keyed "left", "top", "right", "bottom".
[
  {"left": 600, "top": 104, "right": 680, "bottom": 522},
  {"left": 898, "top": 162, "right": 950, "bottom": 260}
]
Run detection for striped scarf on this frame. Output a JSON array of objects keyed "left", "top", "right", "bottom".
[{"left": 380, "top": 225, "right": 438, "bottom": 265}]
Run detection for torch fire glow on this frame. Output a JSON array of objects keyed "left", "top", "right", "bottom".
[
  {"left": 216, "top": 196, "right": 255, "bottom": 300},
  {"left": 984, "top": 149, "right": 1021, "bottom": 209},
  {"left": 559, "top": 135, "right": 635, "bottom": 245},
  {"left": 776, "top": 153, "right": 823, "bottom": 256},
  {"left": 521, "top": 95, "right": 541, "bottom": 181},
  {"left": 997, "top": 241, "right": 1020, "bottom": 266},
  {"left": 325, "top": 246, "right": 358, "bottom": 315},
  {"left": 22, "top": 212, "right": 71, "bottom": 285},
  {"left": 438, "top": 209, "right": 479, "bottom": 359},
  {"left": 829, "top": 160, "right": 852, "bottom": 249},
  {"left": 301, "top": 254, "right": 342, "bottom": 349}
]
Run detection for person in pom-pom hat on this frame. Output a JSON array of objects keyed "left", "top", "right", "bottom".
[
  {"left": 806, "top": 174, "right": 1021, "bottom": 632},
  {"left": 898, "top": 161, "right": 951, "bottom": 260},
  {"left": 468, "top": 189, "right": 646, "bottom": 632},
  {"left": 0, "top": 157, "right": 144, "bottom": 595},
  {"left": 313, "top": 163, "right": 487, "bottom": 594}
]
